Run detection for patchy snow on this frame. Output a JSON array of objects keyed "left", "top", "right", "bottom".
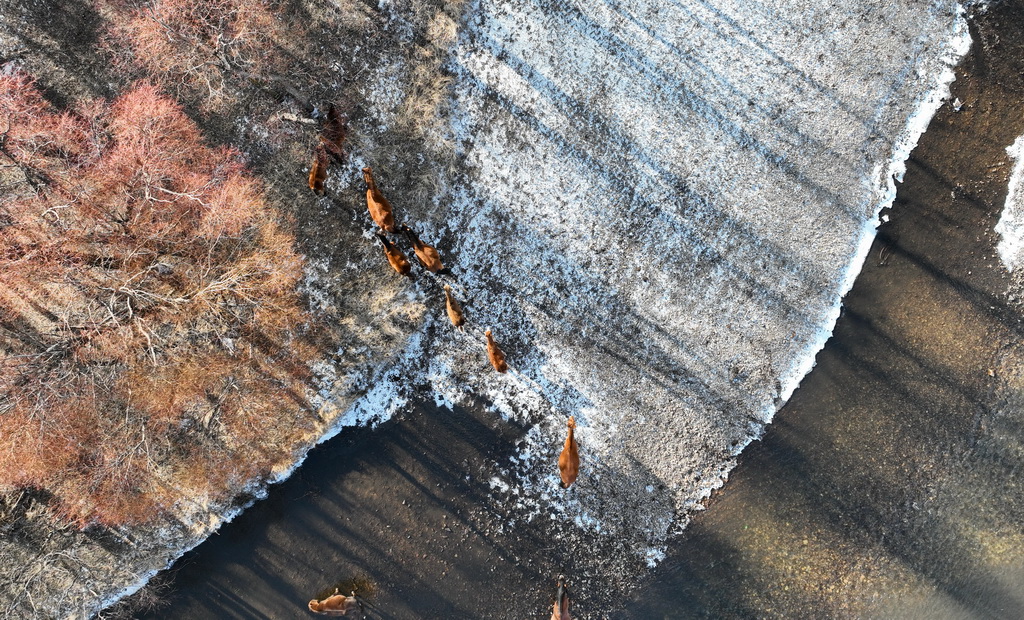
[
  {"left": 196, "top": 0, "right": 975, "bottom": 587},
  {"left": 996, "top": 134, "right": 1024, "bottom": 273},
  {"left": 489, "top": 475, "right": 511, "bottom": 493},
  {"left": 644, "top": 546, "right": 667, "bottom": 568},
  {"left": 350, "top": 0, "right": 972, "bottom": 579},
  {"left": 97, "top": 1, "right": 973, "bottom": 613}
]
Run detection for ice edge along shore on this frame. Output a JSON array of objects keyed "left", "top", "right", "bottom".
[{"left": 96, "top": 5, "right": 973, "bottom": 615}]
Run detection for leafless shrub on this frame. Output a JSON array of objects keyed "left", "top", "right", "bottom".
[{"left": 0, "top": 72, "right": 314, "bottom": 526}]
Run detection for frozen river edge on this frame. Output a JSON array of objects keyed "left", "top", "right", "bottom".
[{"left": 0, "top": 2, "right": 975, "bottom": 618}]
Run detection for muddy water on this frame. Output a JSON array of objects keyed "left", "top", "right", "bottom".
[
  {"left": 122, "top": 5, "right": 1024, "bottom": 620},
  {"left": 614, "top": 3, "right": 1024, "bottom": 618}
]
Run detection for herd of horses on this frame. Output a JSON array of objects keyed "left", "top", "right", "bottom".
[{"left": 304, "top": 107, "right": 578, "bottom": 619}]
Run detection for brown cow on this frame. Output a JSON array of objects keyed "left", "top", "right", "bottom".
[
  {"left": 362, "top": 167, "right": 397, "bottom": 232},
  {"left": 485, "top": 329, "right": 508, "bottom": 373},
  {"left": 376, "top": 232, "right": 411, "bottom": 276},
  {"left": 558, "top": 416, "right": 579, "bottom": 488},
  {"left": 443, "top": 284, "right": 465, "bottom": 328},
  {"left": 308, "top": 589, "right": 360, "bottom": 616}
]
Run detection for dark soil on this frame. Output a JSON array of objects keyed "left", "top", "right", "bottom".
[{"left": 122, "top": 399, "right": 553, "bottom": 619}]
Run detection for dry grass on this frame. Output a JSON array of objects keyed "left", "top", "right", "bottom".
[{"left": 0, "top": 0, "right": 471, "bottom": 613}]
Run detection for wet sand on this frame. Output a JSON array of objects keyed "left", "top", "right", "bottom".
[{"left": 119, "top": 4, "right": 1024, "bottom": 620}]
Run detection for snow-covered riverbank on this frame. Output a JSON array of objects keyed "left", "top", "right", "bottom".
[
  {"left": 315, "top": 0, "right": 971, "bottom": 580},
  {"left": 996, "top": 133, "right": 1024, "bottom": 275},
  {"left": 0, "top": 1, "right": 976, "bottom": 618}
]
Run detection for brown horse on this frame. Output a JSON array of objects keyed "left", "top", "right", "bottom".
[
  {"left": 308, "top": 589, "right": 360, "bottom": 616},
  {"left": 308, "top": 143, "right": 327, "bottom": 195},
  {"left": 363, "top": 167, "right": 397, "bottom": 232},
  {"left": 550, "top": 577, "right": 571, "bottom": 620},
  {"left": 401, "top": 224, "right": 449, "bottom": 274},
  {"left": 321, "top": 104, "right": 347, "bottom": 164},
  {"left": 558, "top": 416, "right": 579, "bottom": 488},
  {"left": 443, "top": 284, "right": 465, "bottom": 328},
  {"left": 376, "top": 232, "right": 411, "bottom": 276},
  {"left": 485, "top": 329, "right": 508, "bottom": 373}
]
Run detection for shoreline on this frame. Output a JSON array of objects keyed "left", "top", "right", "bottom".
[
  {"left": 0, "top": 1, "right": 987, "bottom": 618},
  {"left": 616, "top": 2, "right": 1024, "bottom": 616},
  {"left": 113, "top": 7, "right": 978, "bottom": 619}
]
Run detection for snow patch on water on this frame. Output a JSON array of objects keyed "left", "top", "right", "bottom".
[{"left": 996, "top": 134, "right": 1024, "bottom": 272}]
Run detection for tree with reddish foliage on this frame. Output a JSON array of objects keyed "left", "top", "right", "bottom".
[
  {"left": 0, "top": 72, "right": 315, "bottom": 526},
  {"left": 98, "top": 0, "right": 306, "bottom": 109}
]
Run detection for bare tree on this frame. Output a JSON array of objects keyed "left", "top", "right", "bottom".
[{"left": 0, "top": 72, "right": 315, "bottom": 526}]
